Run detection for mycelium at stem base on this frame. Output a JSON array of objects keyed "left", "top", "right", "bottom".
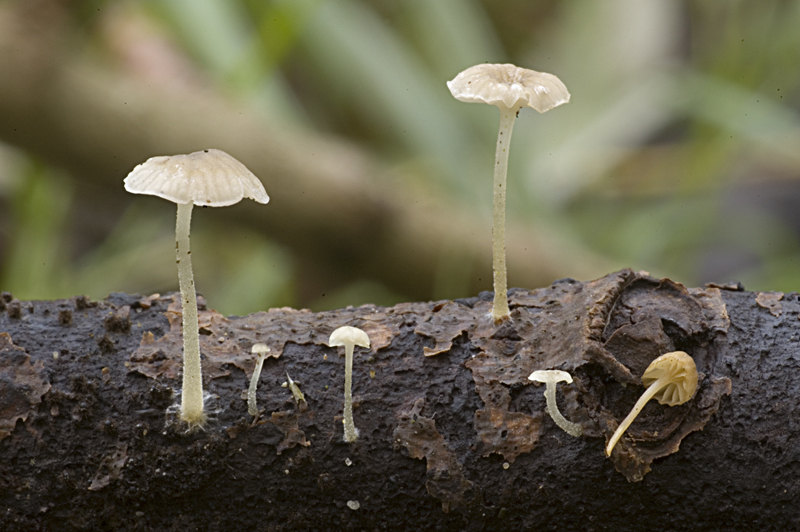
[
  {"left": 176, "top": 202, "right": 205, "bottom": 428},
  {"left": 490, "top": 107, "right": 518, "bottom": 324}
]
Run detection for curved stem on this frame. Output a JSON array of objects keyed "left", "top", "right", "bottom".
[
  {"left": 544, "top": 383, "right": 582, "bottom": 437},
  {"left": 605, "top": 375, "right": 669, "bottom": 456},
  {"left": 343, "top": 343, "right": 358, "bottom": 442},
  {"left": 247, "top": 355, "right": 266, "bottom": 417},
  {"left": 176, "top": 202, "right": 205, "bottom": 427},
  {"left": 491, "top": 107, "right": 518, "bottom": 324}
]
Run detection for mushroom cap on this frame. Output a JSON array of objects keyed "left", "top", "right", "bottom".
[
  {"left": 252, "top": 343, "right": 270, "bottom": 355},
  {"left": 641, "top": 351, "right": 698, "bottom": 406},
  {"left": 124, "top": 149, "right": 269, "bottom": 207},
  {"left": 447, "top": 63, "right": 570, "bottom": 112},
  {"left": 529, "top": 369, "right": 573, "bottom": 384},
  {"left": 329, "top": 326, "right": 370, "bottom": 349}
]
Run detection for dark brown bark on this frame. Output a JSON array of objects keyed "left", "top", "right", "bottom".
[{"left": 0, "top": 270, "right": 795, "bottom": 531}]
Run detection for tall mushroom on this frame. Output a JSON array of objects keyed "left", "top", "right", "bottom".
[
  {"left": 447, "top": 64, "right": 570, "bottom": 323},
  {"left": 605, "top": 351, "right": 698, "bottom": 456},
  {"left": 124, "top": 149, "right": 269, "bottom": 428},
  {"left": 328, "top": 326, "right": 370, "bottom": 443}
]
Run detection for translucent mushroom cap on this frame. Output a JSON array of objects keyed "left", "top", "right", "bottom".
[
  {"left": 124, "top": 149, "right": 269, "bottom": 207},
  {"left": 447, "top": 63, "right": 570, "bottom": 112},
  {"left": 529, "top": 369, "right": 573, "bottom": 384},
  {"left": 329, "top": 326, "right": 370, "bottom": 349},
  {"left": 642, "top": 351, "right": 698, "bottom": 406}
]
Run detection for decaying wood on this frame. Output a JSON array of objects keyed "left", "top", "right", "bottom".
[{"left": 0, "top": 270, "right": 796, "bottom": 531}]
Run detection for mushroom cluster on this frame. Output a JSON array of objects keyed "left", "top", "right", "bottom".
[{"left": 448, "top": 64, "right": 570, "bottom": 324}]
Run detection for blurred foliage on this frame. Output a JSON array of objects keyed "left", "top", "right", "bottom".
[{"left": 1, "top": 0, "right": 800, "bottom": 315}]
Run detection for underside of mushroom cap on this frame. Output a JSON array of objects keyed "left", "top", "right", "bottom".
[
  {"left": 124, "top": 149, "right": 269, "bottom": 207},
  {"left": 447, "top": 63, "right": 570, "bottom": 112},
  {"left": 642, "top": 351, "right": 698, "bottom": 406}
]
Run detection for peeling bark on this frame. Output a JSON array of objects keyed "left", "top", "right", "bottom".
[{"left": 0, "top": 271, "right": 796, "bottom": 531}]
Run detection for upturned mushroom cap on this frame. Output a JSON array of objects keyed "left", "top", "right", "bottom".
[
  {"left": 124, "top": 148, "right": 269, "bottom": 207},
  {"left": 329, "top": 326, "right": 370, "bottom": 349},
  {"left": 642, "top": 351, "right": 698, "bottom": 406},
  {"left": 447, "top": 63, "right": 570, "bottom": 112},
  {"left": 529, "top": 369, "right": 573, "bottom": 385}
]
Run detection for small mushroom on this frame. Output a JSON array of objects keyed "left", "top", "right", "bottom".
[
  {"left": 247, "top": 343, "right": 271, "bottom": 417},
  {"left": 605, "top": 351, "right": 698, "bottom": 456},
  {"left": 124, "top": 149, "right": 269, "bottom": 428},
  {"left": 529, "top": 369, "right": 582, "bottom": 437},
  {"left": 328, "top": 326, "right": 370, "bottom": 443},
  {"left": 448, "top": 64, "right": 570, "bottom": 324}
]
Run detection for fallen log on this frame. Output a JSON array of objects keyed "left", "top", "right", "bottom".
[{"left": 0, "top": 270, "right": 794, "bottom": 531}]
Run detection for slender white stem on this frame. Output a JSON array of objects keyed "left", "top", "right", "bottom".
[
  {"left": 544, "top": 383, "right": 582, "bottom": 437},
  {"left": 247, "top": 355, "right": 267, "bottom": 417},
  {"left": 605, "top": 375, "right": 669, "bottom": 456},
  {"left": 176, "top": 202, "right": 205, "bottom": 426},
  {"left": 491, "top": 107, "right": 518, "bottom": 324},
  {"left": 343, "top": 343, "right": 358, "bottom": 442}
]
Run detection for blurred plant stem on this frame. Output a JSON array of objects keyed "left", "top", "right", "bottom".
[{"left": 0, "top": 0, "right": 610, "bottom": 308}]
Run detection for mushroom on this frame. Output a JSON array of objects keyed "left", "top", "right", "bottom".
[
  {"left": 247, "top": 343, "right": 271, "bottom": 417},
  {"left": 448, "top": 64, "right": 570, "bottom": 324},
  {"left": 124, "top": 149, "right": 269, "bottom": 428},
  {"left": 328, "top": 326, "right": 370, "bottom": 443},
  {"left": 605, "top": 351, "right": 698, "bottom": 456},
  {"left": 528, "top": 369, "right": 582, "bottom": 437}
]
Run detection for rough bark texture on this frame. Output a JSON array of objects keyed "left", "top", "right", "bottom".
[{"left": 0, "top": 270, "right": 795, "bottom": 531}]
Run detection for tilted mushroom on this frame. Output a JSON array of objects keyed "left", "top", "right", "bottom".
[
  {"left": 605, "top": 351, "right": 698, "bottom": 456},
  {"left": 328, "top": 326, "right": 370, "bottom": 443},
  {"left": 247, "top": 343, "right": 272, "bottom": 417},
  {"left": 448, "top": 64, "right": 570, "bottom": 324},
  {"left": 529, "top": 369, "right": 582, "bottom": 437},
  {"left": 124, "top": 149, "right": 269, "bottom": 428}
]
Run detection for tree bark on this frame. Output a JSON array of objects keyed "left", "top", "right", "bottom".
[{"left": 0, "top": 270, "right": 794, "bottom": 531}]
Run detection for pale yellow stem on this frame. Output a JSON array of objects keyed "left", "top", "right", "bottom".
[
  {"left": 176, "top": 202, "right": 205, "bottom": 427},
  {"left": 605, "top": 375, "right": 670, "bottom": 456},
  {"left": 491, "top": 107, "right": 518, "bottom": 324}
]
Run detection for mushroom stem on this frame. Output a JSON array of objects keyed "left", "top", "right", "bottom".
[
  {"left": 247, "top": 354, "right": 268, "bottom": 417},
  {"left": 343, "top": 342, "right": 357, "bottom": 443},
  {"left": 543, "top": 382, "right": 583, "bottom": 437},
  {"left": 491, "top": 107, "right": 518, "bottom": 324},
  {"left": 176, "top": 202, "right": 205, "bottom": 427},
  {"left": 605, "top": 374, "right": 670, "bottom": 456}
]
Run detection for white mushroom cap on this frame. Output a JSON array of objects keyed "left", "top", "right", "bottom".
[
  {"left": 329, "top": 326, "right": 370, "bottom": 349},
  {"left": 529, "top": 369, "right": 573, "bottom": 384},
  {"left": 252, "top": 343, "right": 271, "bottom": 356},
  {"left": 124, "top": 148, "right": 269, "bottom": 207},
  {"left": 447, "top": 63, "right": 570, "bottom": 112}
]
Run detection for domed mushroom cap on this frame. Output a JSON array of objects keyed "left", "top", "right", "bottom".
[
  {"left": 642, "top": 351, "right": 698, "bottom": 406},
  {"left": 124, "top": 149, "right": 269, "bottom": 207},
  {"left": 529, "top": 369, "right": 573, "bottom": 384},
  {"left": 447, "top": 63, "right": 570, "bottom": 112},
  {"left": 329, "top": 326, "right": 370, "bottom": 349}
]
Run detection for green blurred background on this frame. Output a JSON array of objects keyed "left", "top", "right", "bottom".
[{"left": 1, "top": 0, "right": 799, "bottom": 316}]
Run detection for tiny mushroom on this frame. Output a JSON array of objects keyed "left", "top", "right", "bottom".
[
  {"left": 124, "top": 149, "right": 269, "bottom": 428},
  {"left": 605, "top": 351, "right": 698, "bottom": 456},
  {"left": 247, "top": 343, "right": 271, "bottom": 417},
  {"left": 448, "top": 64, "right": 570, "bottom": 324},
  {"left": 328, "top": 326, "right": 370, "bottom": 443},
  {"left": 529, "top": 369, "right": 582, "bottom": 437}
]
